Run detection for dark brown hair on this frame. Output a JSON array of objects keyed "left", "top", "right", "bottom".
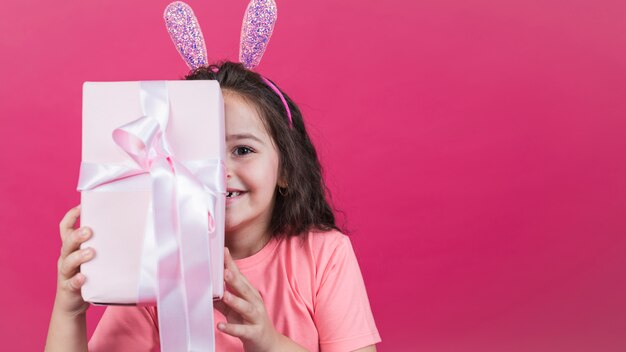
[{"left": 185, "top": 61, "right": 341, "bottom": 238}]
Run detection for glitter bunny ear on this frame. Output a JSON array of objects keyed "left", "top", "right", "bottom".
[
  {"left": 164, "top": 1, "right": 208, "bottom": 70},
  {"left": 239, "top": 0, "right": 278, "bottom": 70}
]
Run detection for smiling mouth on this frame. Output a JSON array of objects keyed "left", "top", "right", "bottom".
[{"left": 226, "top": 191, "right": 246, "bottom": 198}]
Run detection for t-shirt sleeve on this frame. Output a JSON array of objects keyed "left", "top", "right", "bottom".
[
  {"left": 88, "top": 306, "right": 160, "bottom": 352},
  {"left": 314, "top": 234, "right": 381, "bottom": 352}
]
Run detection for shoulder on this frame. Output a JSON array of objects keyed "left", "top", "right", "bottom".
[
  {"left": 305, "top": 228, "right": 352, "bottom": 254},
  {"left": 273, "top": 229, "right": 355, "bottom": 280},
  {"left": 280, "top": 229, "right": 353, "bottom": 264},
  {"left": 295, "top": 230, "right": 360, "bottom": 283}
]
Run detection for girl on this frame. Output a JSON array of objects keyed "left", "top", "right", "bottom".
[{"left": 46, "top": 62, "right": 380, "bottom": 352}]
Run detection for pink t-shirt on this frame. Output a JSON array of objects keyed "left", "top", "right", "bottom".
[{"left": 88, "top": 230, "right": 381, "bottom": 351}]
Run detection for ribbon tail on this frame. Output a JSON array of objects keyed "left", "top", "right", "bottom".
[
  {"left": 152, "top": 157, "right": 190, "bottom": 351},
  {"left": 173, "top": 160, "right": 216, "bottom": 351},
  {"left": 184, "top": 159, "right": 227, "bottom": 233},
  {"left": 136, "top": 202, "right": 158, "bottom": 304}
]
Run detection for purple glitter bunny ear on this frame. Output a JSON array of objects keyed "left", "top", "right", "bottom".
[
  {"left": 239, "top": 0, "right": 278, "bottom": 70},
  {"left": 164, "top": 1, "right": 208, "bottom": 70}
]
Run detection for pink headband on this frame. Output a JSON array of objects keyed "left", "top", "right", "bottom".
[{"left": 164, "top": 1, "right": 293, "bottom": 128}]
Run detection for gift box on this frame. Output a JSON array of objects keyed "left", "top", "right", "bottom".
[{"left": 78, "top": 80, "right": 225, "bottom": 307}]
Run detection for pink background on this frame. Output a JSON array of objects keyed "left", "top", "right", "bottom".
[{"left": 1, "top": 0, "right": 625, "bottom": 351}]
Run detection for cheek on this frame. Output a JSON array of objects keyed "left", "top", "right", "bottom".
[
  {"left": 255, "top": 162, "right": 280, "bottom": 193},
  {"left": 241, "top": 161, "right": 277, "bottom": 191}
]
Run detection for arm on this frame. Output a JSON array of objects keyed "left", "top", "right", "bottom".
[
  {"left": 46, "top": 307, "right": 88, "bottom": 352},
  {"left": 353, "top": 346, "right": 377, "bottom": 352},
  {"left": 45, "top": 206, "right": 95, "bottom": 352}
]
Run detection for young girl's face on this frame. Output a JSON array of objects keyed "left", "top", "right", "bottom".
[{"left": 223, "top": 91, "right": 281, "bottom": 236}]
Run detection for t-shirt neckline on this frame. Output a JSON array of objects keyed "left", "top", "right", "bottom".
[{"left": 233, "top": 236, "right": 282, "bottom": 270}]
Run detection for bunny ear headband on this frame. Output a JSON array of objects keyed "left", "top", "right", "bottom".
[{"left": 164, "top": 0, "right": 293, "bottom": 128}]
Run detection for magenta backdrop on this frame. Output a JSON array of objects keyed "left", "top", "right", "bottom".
[{"left": 1, "top": 0, "right": 626, "bottom": 351}]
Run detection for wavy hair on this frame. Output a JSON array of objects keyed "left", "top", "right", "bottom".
[{"left": 185, "top": 61, "right": 341, "bottom": 237}]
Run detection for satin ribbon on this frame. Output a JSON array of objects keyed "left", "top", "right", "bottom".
[{"left": 78, "top": 81, "right": 223, "bottom": 352}]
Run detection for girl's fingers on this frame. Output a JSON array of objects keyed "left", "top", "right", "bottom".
[
  {"left": 65, "top": 272, "right": 86, "bottom": 292},
  {"left": 224, "top": 267, "right": 261, "bottom": 304},
  {"left": 60, "top": 247, "right": 94, "bottom": 279},
  {"left": 224, "top": 247, "right": 240, "bottom": 274},
  {"left": 217, "top": 321, "right": 251, "bottom": 340},
  {"left": 59, "top": 205, "right": 81, "bottom": 240},
  {"left": 60, "top": 227, "right": 92, "bottom": 259},
  {"left": 224, "top": 248, "right": 260, "bottom": 303},
  {"left": 222, "top": 290, "right": 257, "bottom": 322}
]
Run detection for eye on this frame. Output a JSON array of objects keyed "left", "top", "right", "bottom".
[{"left": 233, "top": 145, "right": 254, "bottom": 156}]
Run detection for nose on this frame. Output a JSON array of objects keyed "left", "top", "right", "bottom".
[{"left": 224, "top": 156, "right": 232, "bottom": 180}]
